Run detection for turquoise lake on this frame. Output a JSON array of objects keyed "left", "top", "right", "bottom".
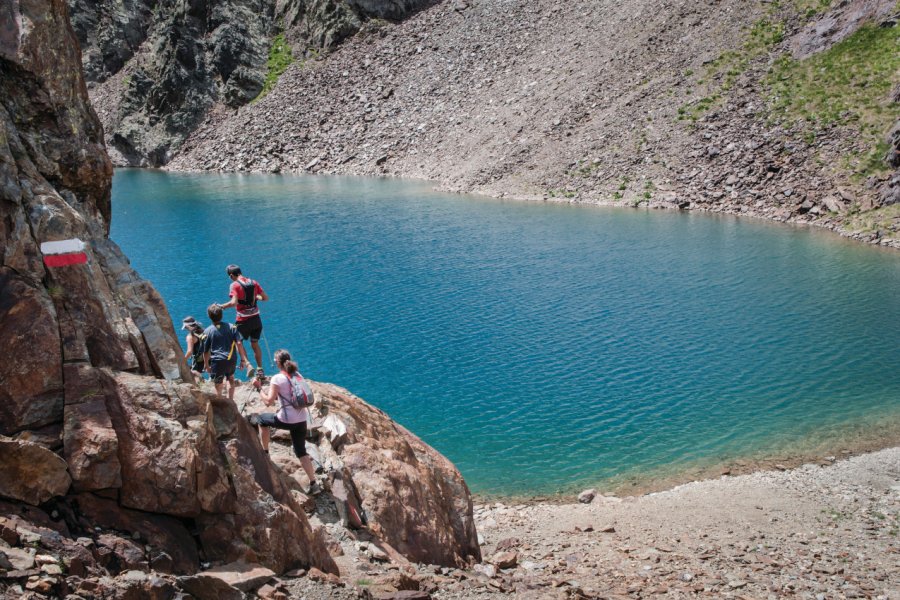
[{"left": 111, "top": 170, "right": 900, "bottom": 495}]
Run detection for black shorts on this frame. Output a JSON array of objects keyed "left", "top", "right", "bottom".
[
  {"left": 191, "top": 359, "right": 205, "bottom": 373},
  {"left": 257, "top": 413, "right": 307, "bottom": 458},
  {"left": 209, "top": 360, "right": 236, "bottom": 384},
  {"left": 236, "top": 315, "right": 263, "bottom": 342}
]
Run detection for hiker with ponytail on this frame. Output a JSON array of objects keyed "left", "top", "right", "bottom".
[{"left": 253, "top": 349, "right": 321, "bottom": 495}]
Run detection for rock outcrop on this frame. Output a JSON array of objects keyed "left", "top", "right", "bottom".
[
  {"left": 313, "top": 383, "right": 481, "bottom": 567},
  {"left": 249, "top": 382, "right": 481, "bottom": 568},
  {"left": 71, "top": 0, "right": 434, "bottom": 166},
  {"left": 0, "top": 0, "right": 335, "bottom": 581}
]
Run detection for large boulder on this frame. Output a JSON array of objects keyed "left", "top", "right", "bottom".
[
  {"left": 197, "top": 396, "right": 337, "bottom": 574},
  {"left": 0, "top": 437, "right": 71, "bottom": 505},
  {"left": 310, "top": 383, "right": 481, "bottom": 567}
]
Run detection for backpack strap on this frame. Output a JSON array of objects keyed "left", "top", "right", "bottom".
[{"left": 275, "top": 371, "right": 298, "bottom": 409}]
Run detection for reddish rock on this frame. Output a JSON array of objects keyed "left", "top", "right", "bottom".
[
  {"left": 0, "top": 270, "right": 63, "bottom": 435},
  {"left": 63, "top": 364, "right": 121, "bottom": 491},
  {"left": 196, "top": 436, "right": 339, "bottom": 575},
  {"left": 495, "top": 538, "right": 520, "bottom": 551},
  {"left": 199, "top": 560, "right": 275, "bottom": 592},
  {"left": 96, "top": 533, "right": 147, "bottom": 572},
  {"left": 0, "top": 437, "right": 71, "bottom": 505},
  {"left": 73, "top": 493, "right": 198, "bottom": 574},
  {"left": 177, "top": 574, "right": 243, "bottom": 600},
  {"left": 490, "top": 551, "right": 518, "bottom": 569},
  {"left": 309, "top": 383, "right": 481, "bottom": 567},
  {"left": 308, "top": 567, "right": 343, "bottom": 586},
  {"left": 372, "top": 592, "right": 432, "bottom": 600}
]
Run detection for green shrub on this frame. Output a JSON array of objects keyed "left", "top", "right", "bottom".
[{"left": 255, "top": 34, "right": 294, "bottom": 101}]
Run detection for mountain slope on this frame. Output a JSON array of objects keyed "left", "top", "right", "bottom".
[
  {"left": 74, "top": 0, "right": 436, "bottom": 165},
  {"left": 164, "top": 0, "right": 900, "bottom": 244}
]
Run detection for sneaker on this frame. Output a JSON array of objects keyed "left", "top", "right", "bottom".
[
  {"left": 247, "top": 413, "right": 260, "bottom": 426},
  {"left": 307, "top": 481, "right": 323, "bottom": 496},
  {"left": 246, "top": 365, "right": 256, "bottom": 379}
]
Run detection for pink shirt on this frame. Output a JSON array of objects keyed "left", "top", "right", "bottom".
[{"left": 270, "top": 372, "right": 309, "bottom": 424}]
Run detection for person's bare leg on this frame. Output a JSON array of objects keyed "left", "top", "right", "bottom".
[
  {"left": 214, "top": 380, "right": 224, "bottom": 397},
  {"left": 250, "top": 340, "right": 263, "bottom": 370},
  {"left": 300, "top": 456, "right": 316, "bottom": 482},
  {"left": 227, "top": 375, "right": 236, "bottom": 402},
  {"left": 260, "top": 426, "right": 270, "bottom": 452}
]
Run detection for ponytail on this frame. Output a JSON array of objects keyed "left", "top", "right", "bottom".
[{"left": 274, "top": 349, "right": 299, "bottom": 375}]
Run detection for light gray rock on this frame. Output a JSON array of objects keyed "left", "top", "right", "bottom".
[{"left": 577, "top": 489, "right": 597, "bottom": 504}]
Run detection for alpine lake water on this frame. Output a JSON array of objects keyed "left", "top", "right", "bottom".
[{"left": 111, "top": 169, "right": 900, "bottom": 497}]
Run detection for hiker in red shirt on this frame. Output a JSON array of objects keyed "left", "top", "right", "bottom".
[{"left": 218, "top": 264, "right": 269, "bottom": 376}]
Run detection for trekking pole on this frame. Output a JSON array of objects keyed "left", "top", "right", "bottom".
[{"left": 261, "top": 331, "right": 275, "bottom": 369}]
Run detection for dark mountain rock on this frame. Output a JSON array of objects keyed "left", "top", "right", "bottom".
[{"left": 69, "top": 0, "right": 434, "bottom": 166}]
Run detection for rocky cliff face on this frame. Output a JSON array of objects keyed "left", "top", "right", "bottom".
[
  {"left": 0, "top": 0, "right": 337, "bottom": 584},
  {"left": 70, "top": 0, "right": 434, "bottom": 166}
]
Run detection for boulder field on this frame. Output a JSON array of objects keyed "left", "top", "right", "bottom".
[{"left": 0, "top": 0, "right": 478, "bottom": 596}]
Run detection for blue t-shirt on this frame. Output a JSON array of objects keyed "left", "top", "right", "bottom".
[{"left": 202, "top": 322, "right": 242, "bottom": 364}]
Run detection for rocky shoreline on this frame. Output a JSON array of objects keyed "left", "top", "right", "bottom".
[{"left": 456, "top": 446, "right": 900, "bottom": 599}]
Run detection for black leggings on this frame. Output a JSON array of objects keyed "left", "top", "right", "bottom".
[{"left": 258, "top": 413, "right": 307, "bottom": 458}]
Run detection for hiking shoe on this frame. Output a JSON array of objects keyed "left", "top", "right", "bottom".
[
  {"left": 307, "top": 481, "right": 323, "bottom": 496},
  {"left": 247, "top": 413, "right": 260, "bottom": 426},
  {"left": 246, "top": 365, "right": 256, "bottom": 379}
]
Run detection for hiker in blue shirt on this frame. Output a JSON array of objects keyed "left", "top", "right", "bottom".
[{"left": 202, "top": 303, "right": 249, "bottom": 402}]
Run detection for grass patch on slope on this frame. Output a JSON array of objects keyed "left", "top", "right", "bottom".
[
  {"left": 765, "top": 22, "right": 900, "bottom": 179},
  {"left": 843, "top": 204, "right": 900, "bottom": 234},
  {"left": 678, "top": 15, "right": 785, "bottom": 121},
  {"left": 255, "top": 34, "right": 294, "bottom": 101}
]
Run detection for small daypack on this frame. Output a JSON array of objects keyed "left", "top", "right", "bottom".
[
  {"left": 236, "top": 278, "right": 257, "bottom": 309},
  {"left": 281, "top": 373, "right": 315, "bottom": 409}
]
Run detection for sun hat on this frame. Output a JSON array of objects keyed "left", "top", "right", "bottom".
[{"left": 181, "top": 316, "right": 199, "bottom": 330}]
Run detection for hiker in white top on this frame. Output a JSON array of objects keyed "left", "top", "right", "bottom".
[{"left": 253, "top": 349, "right": 321, "bottom": 495}]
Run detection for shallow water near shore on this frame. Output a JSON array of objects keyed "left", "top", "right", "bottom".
[{"left": 111, "top": 169, "right": 900, "bottom": 496}]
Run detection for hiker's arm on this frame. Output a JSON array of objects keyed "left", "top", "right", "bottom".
[
  {"left": 184, "top": 334, "right": 193, "bottom": 360},
  {"left": 258, "top": 287, "right": 269, "bottom": 302},
  {"left": 237, "top": 342, "right": 249, "bottom": 369},
  {"left": 261, "top": 384, "right": 276, "bottom": 406},
  {"left": 219, "top": 283, "right": 238, "bottom": 309},
  {"left": 204, "top": 352, "right": 211, "bottom": 372}
]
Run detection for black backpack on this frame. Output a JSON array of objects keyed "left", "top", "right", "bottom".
[{"left": 237, "top": 279, "right": 257, "bottom": 309}]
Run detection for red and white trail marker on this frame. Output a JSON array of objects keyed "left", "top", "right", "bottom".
[{"left": 41, "top": 238, "right": 88, "bottom": 267}]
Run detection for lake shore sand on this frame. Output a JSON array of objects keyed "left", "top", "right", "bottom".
[{"left": 444, "top": 446, "right": 900, "bottom": 599}]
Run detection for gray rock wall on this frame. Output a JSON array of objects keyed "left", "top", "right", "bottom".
[{"left": 69, "top": 0, "right": 434, "bottom": 166}]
